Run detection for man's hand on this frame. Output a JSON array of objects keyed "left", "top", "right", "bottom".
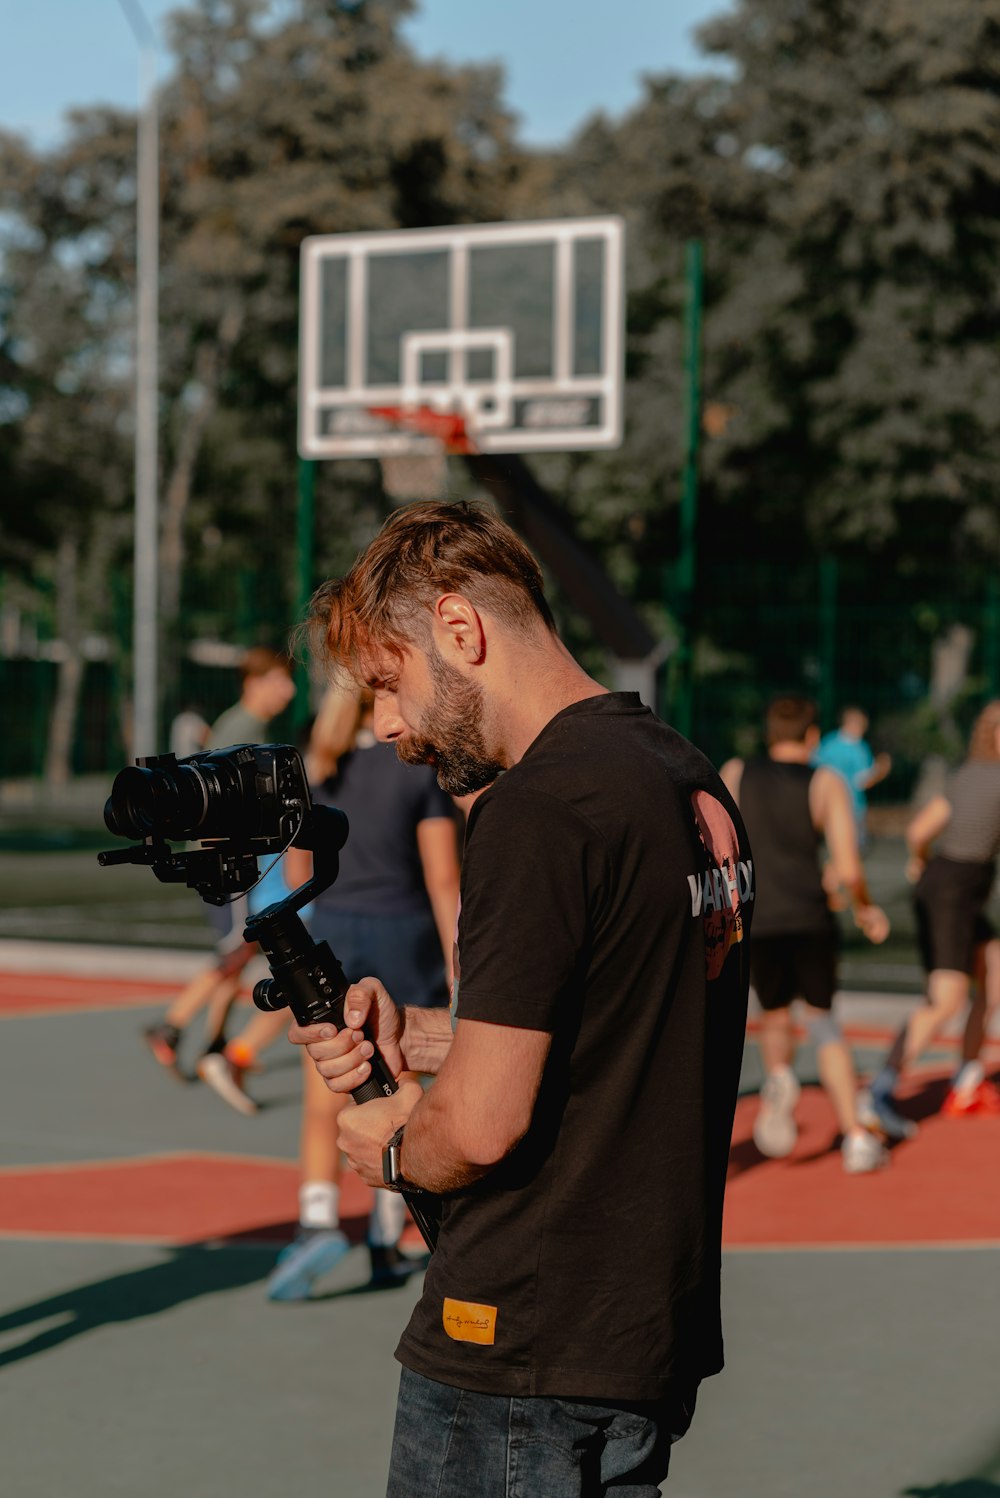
[
  {"left": 854, "top": 903, "right": 890, "bottom": 944},
  {"left": 287, "top": 976, "right": 406, "bottom": 1094},
  {"left": 336, "top": 1079, "right": 424, "bottom": 1188}
]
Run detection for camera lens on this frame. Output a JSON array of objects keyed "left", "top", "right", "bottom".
[
  {"left": 104, "top": 762, "right": 210, "bottom": 841},
  {"left": 102, "top": 744, "right": 302, "bottom": 848},
  {"left": 193, "top": 752, "right": 260, "bottom": 840}
]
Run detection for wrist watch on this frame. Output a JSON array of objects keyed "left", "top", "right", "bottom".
[{"left": 382, "top": 1125, "right": 420, "bottom": 1193}]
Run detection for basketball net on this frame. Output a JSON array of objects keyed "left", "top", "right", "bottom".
[{"left": 371, "top": 406, "right": 475, "bottom": 501}]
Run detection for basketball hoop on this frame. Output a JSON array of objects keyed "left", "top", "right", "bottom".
[{"left": 370, "top": 406, "right": 475, "bottom": 501}]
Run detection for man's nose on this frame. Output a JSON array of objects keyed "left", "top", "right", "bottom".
[{"left": 373, "top": 696, "right": 404, "bottom": 742}]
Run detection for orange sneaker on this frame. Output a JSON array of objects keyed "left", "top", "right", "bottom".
[
  {"left": 225, "top": 1040, "right": 262, "bottom": 1074},
  {"left": 142, "top": 1022, "right": 181, "bottom": 1069},
  {"left": 941, "top": 1079, "right": 1000, "bottom": 1117}
]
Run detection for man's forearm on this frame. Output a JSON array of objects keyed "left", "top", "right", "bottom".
[
  {"left": 390, "top": 1016, "right": 551, "bottom": 1194},
  {"left": 398, "top": 1085, "right": 491, "bottom": 1195},
  {"left": 399, "top": 1005, "right": 454, "bottom": 1074}
]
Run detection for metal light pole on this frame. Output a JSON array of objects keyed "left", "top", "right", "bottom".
[
  {"left": 294, "top": 457, "right": 317, "bottom": 733},
  {"left": 673, "top": 238, "right": 703, "bottom": 740},
  {"left": 118, "top": 0, "right": 160, "bottom": 755}
]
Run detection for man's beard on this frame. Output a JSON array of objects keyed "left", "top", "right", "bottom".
[{"left": 395, "top": 647, "right": 505, "bottom": 795}]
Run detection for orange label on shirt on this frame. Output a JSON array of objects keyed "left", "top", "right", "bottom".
[{"left": 442, "top": 1297, "right": 497, "bottom": 1345}]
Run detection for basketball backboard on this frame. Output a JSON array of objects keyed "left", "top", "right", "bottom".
[{"left": 298, "top": 216, "right": 624, "bottom": 458}]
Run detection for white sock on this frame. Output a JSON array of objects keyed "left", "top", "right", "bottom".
[
  {"left": 368, "top": 1189, "right": 406, "bottom": 1248},
  {"left": 953, "top": 1061, "right": 984, "bottom": 1096},
  {"left": 299, "top": 1180, "right": 339, "bottom": 1230}
]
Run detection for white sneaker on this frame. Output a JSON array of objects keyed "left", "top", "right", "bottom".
[
  {"left": 753, "top": 1067, "right": 800, "bottom": 1157},
  {"left": 841, "top": 1129, "right": 889, "bottom": 1174},
  {"left": 196, "top": 1052, "right": 258, "bottom": 1116}
]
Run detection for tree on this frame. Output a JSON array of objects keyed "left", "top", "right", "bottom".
[
  {"left": 149, "top": 0, "right": 539, "bottom": 668},
  {"left": 0, "top": 0, "right": 537, "bottom": 770},
  {"left": 695, "top": 0, "right": 1000, "bottom": 563},
  {"left": 535, "top": 0, "right": 1000, "bottom": 761},
  {"left": 0, "top": 116, "right": 136, "bottom": 779}
]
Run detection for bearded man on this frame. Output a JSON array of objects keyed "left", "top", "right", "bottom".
[{"left": 291, "top": 500, "right": 752, "bottom": 1498}]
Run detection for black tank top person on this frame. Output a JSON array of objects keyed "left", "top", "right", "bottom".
[{"left": 739, "top": 759, "right": 834, "bottom": 938}]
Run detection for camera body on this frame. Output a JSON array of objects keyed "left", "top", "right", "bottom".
[
  {"left": 99, "top": 743, "right": 315, "bottom": 905},
  {"left": 104, "top": 742, "right": 309, "bottom": 846}
]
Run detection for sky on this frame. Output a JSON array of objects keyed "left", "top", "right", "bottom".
[{"left": 0, "top": 0, "right": 729, "bottom": 151}]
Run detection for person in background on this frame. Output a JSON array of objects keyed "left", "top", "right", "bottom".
[
  {"left": 141, "top": 647, "right": 295, "bottom": 1099},
  {"left": 192, "top": 854, "right": 315, "bottom": 1114},
  {"left": 862, "top": 700, "right": 1000, "bottom": 1134},
  {"left": 265, "top": 683, "right": 461, "bottom": 1299},
  {"left": 168, "top": 704, "right": 210, "bottom": 759},
  {"left": 813, "top": 705, "right": 892, "bottom": 846},
  {"left": 722, "top": 695, "right": 890, "bottom": 1173}
]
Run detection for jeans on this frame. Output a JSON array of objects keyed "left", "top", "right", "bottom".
[{"left": 385, "top": 1367, "right": 696, "bottom": 1498}]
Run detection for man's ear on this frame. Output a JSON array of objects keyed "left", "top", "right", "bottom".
[{"left": 433, "top": 593, "right": 485, "bottom": 665}]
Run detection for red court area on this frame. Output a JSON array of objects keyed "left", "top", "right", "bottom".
[
  {"left": 0, "top": 970, "right": 179, "bottom": 1016},
  {"left": 726, "top": 1076, "right": 1000, "bottom": 1248},
  {"left": 0, "top": 1154, "right": 376, "bottom": 1246},
  {"left": 3, "top": 963, "right": 998, "bottom": 1251}
]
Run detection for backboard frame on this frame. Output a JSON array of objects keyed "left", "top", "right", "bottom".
[{"left": 298, "top": 216, "right": 625, "bottom": 459}]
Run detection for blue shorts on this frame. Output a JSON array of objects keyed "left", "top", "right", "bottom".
[{"left": 308, "top": 908, "right": 448, "bottom": 1009}]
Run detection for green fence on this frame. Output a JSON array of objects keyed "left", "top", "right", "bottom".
[
  {"left": 4, "top": 554, "right": 998, "bottom": 791},
  {"left": 0, "top": 553, "right": 301, "bottom": 783},
  {"left": 681, "top": 559, "right": 1000, "bottom": 794},
  {"left": 0, "top": 656, "right": 294, "bottom": 782}
]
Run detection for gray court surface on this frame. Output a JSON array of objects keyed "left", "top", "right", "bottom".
[
  {"left": 1, "top": 1236, "right": 419, "bottom": 1498},
  {"left": 3, "top": 1235, "right": 999, "bottom": 1498},
  {"left": 2, "top": 977, "right": 999, "bottom": 1496}
]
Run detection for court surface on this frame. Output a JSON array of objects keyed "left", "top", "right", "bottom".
[{"left": 2, "top": 940, "right": 999, "bottom": 1498}]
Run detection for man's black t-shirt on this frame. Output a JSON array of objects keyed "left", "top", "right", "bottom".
[{"left": 395, "top": 693, "right": 753, "bottom": 1400}]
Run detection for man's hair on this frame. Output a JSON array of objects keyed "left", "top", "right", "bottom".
[
  {"left": 240, "top": 646, "right": 291, "bottom": 683},
  {"left": 765, "top": 694, "right": 818, "bottom": 746},
  {"left": 309, "top": 500, "right": 555, "bottom": 680}
]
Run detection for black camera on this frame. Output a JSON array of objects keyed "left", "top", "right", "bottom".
[
  {"left": 99, "top": 743, "right": 322, "bottom": 905},
  {"left": 105, "top": 742, "right": 309, "bottom": 845}
]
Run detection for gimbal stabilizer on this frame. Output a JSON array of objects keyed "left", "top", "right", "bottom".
[
  {"left": 246, "top": 804, "right": 441, "bottom": 1251},
  {"left": 98, "top": 745, "right": 440, "bottom": 1253}
]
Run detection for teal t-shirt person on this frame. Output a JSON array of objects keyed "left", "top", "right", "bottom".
[{"left": 812, "top": 707, "right": 891, "bottom": 835}]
